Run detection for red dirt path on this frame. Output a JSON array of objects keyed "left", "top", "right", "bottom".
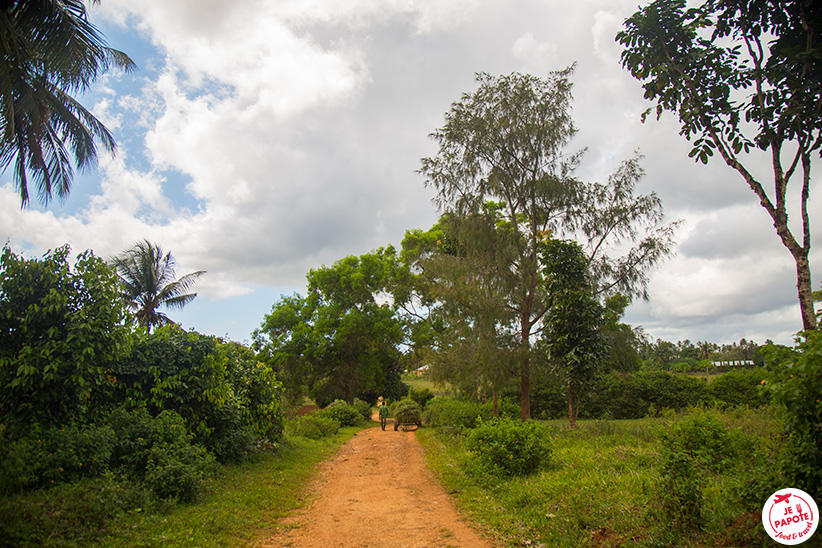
[{"left": 262, "top": 417, "right": 496, "bottom": 548}]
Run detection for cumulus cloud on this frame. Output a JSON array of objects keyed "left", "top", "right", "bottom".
[{"left": 0, "top": 0, "right": 816, "bottom": 343}]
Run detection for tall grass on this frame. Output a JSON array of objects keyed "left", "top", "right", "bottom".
[{"left": 418, "top": 409, "right": 778, "bottom": 547}]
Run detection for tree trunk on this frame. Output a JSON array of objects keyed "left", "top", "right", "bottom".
[
  {"left": 568, "top": 381, "right": 576, "bottom": 430},
  {"left": 794, "top": 252, "right": 817, "bottom": 332},
  {"left": 492, "top": 385, "right": 499, "bottom": 416},
  {"left": 520, "top": 358, "right": 530, "bottom": 422}
]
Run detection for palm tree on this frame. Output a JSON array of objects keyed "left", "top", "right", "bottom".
[
  {"left": 1, "top": 0, "right": 136, "bottom": 206},
  {"left": 112, "top": 240, "right": 205, "bottom": 332}
]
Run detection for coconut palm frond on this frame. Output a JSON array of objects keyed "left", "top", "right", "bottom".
[{"left": 111, "top": 240, "right": 205, "bottom": 332}]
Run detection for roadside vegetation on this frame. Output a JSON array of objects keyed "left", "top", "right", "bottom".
[
  {"left": 418, "top": 399, "right": 782, "bottom": 547},
  {"left": 0, "top": 246, "right": 381, "bottom": 548}
]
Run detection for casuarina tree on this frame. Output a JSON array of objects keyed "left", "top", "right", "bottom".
[{"left": 418, "top": 69, "right": 676, "bottom": 420}]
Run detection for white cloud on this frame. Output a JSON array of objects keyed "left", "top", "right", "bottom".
[
  {"left": 512, "top": 32, "right": 558, "bottom": 72},
  {"left": 1, "top": 0, "right": 816, "bottom": 344}
]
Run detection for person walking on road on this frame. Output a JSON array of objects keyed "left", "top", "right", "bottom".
[{"left": 378, "top": 397, "right": 389, "bottom": 430}]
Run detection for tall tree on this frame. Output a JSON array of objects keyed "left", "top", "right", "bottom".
[
  {"left": 617, "top": 0, "right": 821, "bottom": 330},
  {"left": 419, "top": 70, "right": 676, "bottom": 420},
  {"left": 254, "top": 249, "right": 405, "bottom": 407},
  {"left": 540, "top": 238, "right": 606, "bottom": 429},
  {"left": 0, "top": 245, "right": 129, "bottom": 434},
  {"left": 0, "top": 0, "right": 135, "bottom": 206},
  {"left": 111, "top": 240, "right": 205, "bottom": 332}
]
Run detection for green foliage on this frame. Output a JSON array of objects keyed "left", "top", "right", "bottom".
[
  {"left": 0, "top": 245, "right": 130, "bottom": 436},
  {"left": 541, "top": 238, "right": 606, "bottom": 428},
  {"left": 113, "top": 326, "right": 284, "bottom": 462},
  {"left": 0, "top": 423, "right": 116, "bottom": 494},
  {"left": 408, "top": 387, "right": 435, "bottom": 409},
  {"left": 0, "top": 418, "right": 361, "bottom": 548},
  {"left": 466, "top": 418, "right": 552, "bottom": 477},
  {"left": 111, "top": 240, "right": 205, "bottom": 332},
  {"left": 708, "top": 367, "right": 771, "bottom": 408},
  {"left": 254, "top": 249, "right": 405, "bottom": 409},
  {"left": 418, "top": 70, "right": 676, "bottom": 420},
  {"left": 617, "top": 0, "right": 820, "bottom": 330},
  {"left": 0, "top": 475, "right": 146, "bottom": 548},
  {"left": 421, "top": 396, "right": 490, "bottom": 430},
  {"left": 107, "top": 407, "right": 214, "bottom": 502},
  {"left": 211, "top": 340, "right": 285, "bottom": 442},
  {"left": 319, "top": 401, "right": 362, "bottom": 427},
  {"left": 763, "top": 331, "right": 822, "bottom": 496},
  {"left": 352, "top": 398, "right": 373, "bottom": 421},
  {"left": 285, "top": 415, "right": 341, "bottom": 440},
  {"left": 587, "top": 370, "right": 710, "bottom": 419},
  {"left": 0, "top": 0, "right": 136, "bottom": 206},
  {"left": 658, "top": 413, "right": 743, "bottom": 530}
]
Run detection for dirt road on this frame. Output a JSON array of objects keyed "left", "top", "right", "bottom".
[{"left": 262, "top": 417, "right": 496, "bottom": 548}]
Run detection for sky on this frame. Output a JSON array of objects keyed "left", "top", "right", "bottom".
[{"left": 1, "top": 0, "right": 819, "bottom": 346}]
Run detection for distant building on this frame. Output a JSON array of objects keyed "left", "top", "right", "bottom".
[{"left": 710, "top": 360, "right": 755, "bottom": 368}]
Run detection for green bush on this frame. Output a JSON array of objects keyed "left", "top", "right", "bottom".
[
  {"left": 708, "top": 368, "right": 771, "bottom": 407},
  {"left": 587, "top": 370, "right": 711, "bottom": 419},
  {"left": 285, "top": 415, "right": 341, "bottom": 439},
  {"left": 0, "top": 475, "right": 146, "bottom": 548},
  {"left": 466, "top": 418, "right": 552, "bottom": 477},
  {"left": 144, "top": 439, "right": 214, "bottom": 502},
  {"left": 763, "top": 331, "right": 822, "bottom": 496},
  {"left": 422, "top": 396, "right": 488, "bottom": 429},
  {"left": 0, "top": 246, "right": 130, "bottom": 436},
  {"left": 352, "top": 398, "right": 373, "bottom": 421},
  {"left": 408, "top": 387, "right": 435, "bottom": 409},
  {"left": 0, "top": 423, "right": 116, "bottom": 494},
  {"left": 658, "top": 412, "right": 743, "bottom": 530},
  {"left": 107, "top": 408, "right": 214, "bottom": 502},
  {"left": 319, "top": 401, "right": 362, "bottom": 427},
  {"left": 113, "top": 326, "right": 285, "bottom": 463}
]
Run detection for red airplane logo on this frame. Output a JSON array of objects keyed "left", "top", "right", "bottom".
[{"left": 774, "top": 493, "right": 792, "bottom": 504}]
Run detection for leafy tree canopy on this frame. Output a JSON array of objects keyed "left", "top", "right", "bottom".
[
  {"left": 418, "top": 69, "right": 676, "bottom": 419},
  {"left": 617, "top": 0, "right": 820, "bottom": 330},
  {"left": 0, "top": 244, "right": 130, "bottom": 435},
  {"left": 255, "top": 248, "right": 406, "bottom": 407}
]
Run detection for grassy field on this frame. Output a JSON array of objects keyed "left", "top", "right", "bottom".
[
  {"left": 0, "top": 426, "right": 366, "bottom": 548},
  {"left": 417, "top": 408, "right": 779, "bottom": 547},
  {"left": 402, "top": 374, "right": 450, "bottom": 395}
]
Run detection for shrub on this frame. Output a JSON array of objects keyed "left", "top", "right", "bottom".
[
  {"left": 708, "top": 368, "right": 771, "bottom": 408},
  {"left": 0, "top": 246, "right": 130, "bottom": 436},
  {"left": 0, "top": 423, "right": 116, "bottom": 494},
  {"left": 466, "top": 418, "right": 552, "bottom": 477},
  {"left": 658, "top": 412, "right": 743, "bottom": 530},
  {"left": 408, "top": 387, "right": 435, "bottom": 409},
  {"left": 588, "top": 370, "right": 711, "bottom": 419},
  {"left": 107, "top": 408, "right": 214, "bottom": 502},
  {"left": 113, "top": 326, "right": 286, "bottom": 463},
  {"left": 352, "top": 398, "right": 373, "bottom": 421},
  {"left": 285, "top": 415, "right": 341, "bottom": 440},
  {"left": 319, "top": 401, "right": 362, "bottom": 427},
  {"left": 763, "top": 332, "right": 822, "bottom": 496},
  {"left": 144, "top": 439, "right": 214, "bottom": 502},
  {"left": 422, "top": 396, "right": 488, "bottom": 429}
]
